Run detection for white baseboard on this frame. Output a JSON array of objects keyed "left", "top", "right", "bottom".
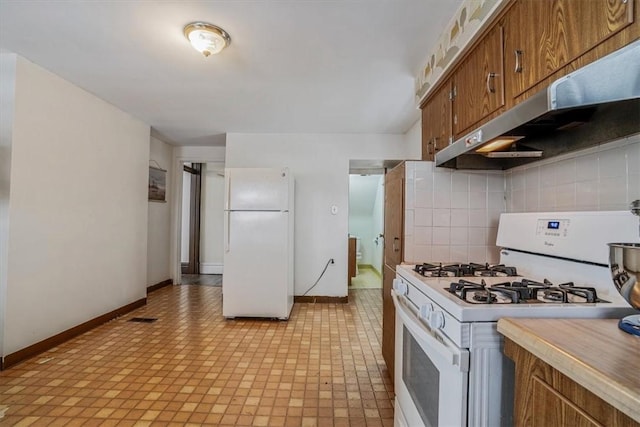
[{"left": 200, "top": 263, "right": 223, "bottom": 274}]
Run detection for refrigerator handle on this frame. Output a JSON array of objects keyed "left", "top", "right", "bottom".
[
  {"left": 225, "top": 211, "right": 231, "bottom": 252},
  {"left": 225, "top": 172, "right": 231, "bottom": 210}
]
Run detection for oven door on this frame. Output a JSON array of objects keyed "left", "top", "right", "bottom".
[{"left": 393, "top": 290, "right": 469, "bottom": 427}]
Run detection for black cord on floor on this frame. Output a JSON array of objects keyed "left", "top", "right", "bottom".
[{"left": 302, "top": 258, "right": 333, "bottom": 296}]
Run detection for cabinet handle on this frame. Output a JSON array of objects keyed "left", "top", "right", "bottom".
[
  {"left": 393, "top": 237, "right": 400, "bottom": 252},
  {"left": 433, "top": 137, "right": 440, "bottom": 152},
  {"left": 514, "top": 50, "right": 523, "bottom": 73},
  {"left": 486, "top": 72, "right": 497, "bottom": 93}
]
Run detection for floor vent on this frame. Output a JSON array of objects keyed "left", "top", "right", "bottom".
[{"left": 128, "top": 317, "right": 157, "bottom": 323}]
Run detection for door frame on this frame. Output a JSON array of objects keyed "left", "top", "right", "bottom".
[
  {"left": 170, "top": 150, "right": 225, "bottom": 285},
  {"left": 181, "top": 163, "right": 202, "bottom": 275}
]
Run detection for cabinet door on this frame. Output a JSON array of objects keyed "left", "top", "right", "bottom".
[
  {"left": 421, "top": 104, "right": 436, "bottom": 161},
  {"left": 453, "top": 25, "right": 505, "bottom": 137},
  {"left": 384, "top": 163, "right": 404, "bottom": 268},
  {"left": 422, "top": 80, "right": 453, "bottom": 161},
  {"left": 382, "top": 264, "right": 396, "bottom": 381},
  {"left": 504, "top": 0, "right": 634, "bottom": 100}
]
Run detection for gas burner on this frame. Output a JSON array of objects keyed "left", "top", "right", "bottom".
[
  {"left": 415, "top": 263, "right": 463, "bottom": 277},
  {"left": 473, "top": 290, "right": 497, "bottom": 303},
  {"left": 446, "top": 278, "right": 608, "bottom": 305},
  {"left": 414, "top": 262, "right": 518, "bottom": 278},
  {"left": 447, "top": 279, "right": 514, "bottom": 304},
  {"left": 470, "top": 263, "right": 518, "bottom": 277}
]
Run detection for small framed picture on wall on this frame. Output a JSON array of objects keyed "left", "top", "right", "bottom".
[{"left": 148, "top": 166, "right": 167, "bottom": 202}]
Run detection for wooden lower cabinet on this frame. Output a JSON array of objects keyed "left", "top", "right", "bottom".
[
  {"left": 382, "top": 264, "right": 395, "bottom": 382},
  {"left": 504, "top": 338, "right": 637, "bottom": 427},
  {"left": 382, "top": 162, "right": 404, "bottom": 381}
]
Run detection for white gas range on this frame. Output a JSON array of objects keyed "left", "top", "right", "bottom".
[{"left": 392, "top": 211, "right": 639, "bottom": 427}]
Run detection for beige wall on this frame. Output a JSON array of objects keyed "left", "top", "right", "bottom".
[
  {"left": 0, "top": 53, "right": 17, "bottom": 357},
  {"left": 147, "top": 136, "right": 173, "bottom": 286},
  {"left": 3, "top": 56, "right": 150, "bottom": 356}
]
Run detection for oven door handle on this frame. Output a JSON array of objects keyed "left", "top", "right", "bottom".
[{"left": 392, "top": 290, "right": 469, "bottom": 372}]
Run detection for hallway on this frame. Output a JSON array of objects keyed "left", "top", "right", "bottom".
[{"left": 0, "top": 286, "right": 393, "bottom": 426}]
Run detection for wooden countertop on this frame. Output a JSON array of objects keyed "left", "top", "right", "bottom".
[{"left": 497, "top": 318, "right": 640, "bottom": 423}]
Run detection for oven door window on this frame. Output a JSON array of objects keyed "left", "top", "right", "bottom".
[{"left": 403, "top": 326, "right": 439, "bottom": 426}]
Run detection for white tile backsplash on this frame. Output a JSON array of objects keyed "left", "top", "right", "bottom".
[
  {"left": 468, "top": 227, "right": 487, "bottom": 245},
  {"left": 403, "top": 140, "right": 637, "bottom": 266},
  {"left": 469, "top": 209, "right": 487, "bottom": 227},
  {"left": 414, "top": 227, "right": 433, "bottom": 245},
  {"left": 431, "top": 245, "right": 450, "bottom": 261},
  {"left": 575, "top": 154, "right": 599, "bottom": 182},
  {"left": 539, "top": 163, "right": 556, "bottom": 187},
  {"left": 432, "top": 227, "right": 450, "bottom": 245},
  {"left": 599, "top": 147, "right": 627, "bottom": 178},
  {"left": 450, "top": 209, "right": 469, "bottom": 227},
  {"left": 505, "top": 137, "right": 639, "bottom": 213},
  {"left": 598, "top": 176, "right": 627, "bottom": 208},
  {"left": 450, "top": 245, "right": 468, "bottom": 262},
  {"left": 629, "top": 174, "right": 640, "bottom": 202},
  {"left": 413, "top": 188, "right": 432, "bottom": 208},
  {"left": 403, "top": 161, "right": 504, "bottom": 264},
  {"left": 555, "top": 159, "right": 576, "bottom": 184},
  {"left": 627, "top": 143, "right": 640, "bottom": 175},
  {"left": 433, "top": 209, "right": 451, "bottom": 227},
  {"left": 451, "top": 191, "right": 469, "bottom": 209},
  {"left": 451, "top": 173, "right": 470, "bottom": 192},
  {"left": 470, "top": 174, "right": 488, "bottom": 192},
  {"left": 450, "top": 227, "right": 469, "bottom": 245},
  {"left": 556, "top": 183, "right": 576, "bottom": 209},
  {"left": 524, "top": 168, "right": 539, "bottom": 189},
  {"left": 575, "top": 180, "right": 599, "bottom": 208},
  {"left": 488, "top": 174, "right": 504, "bottom": 192},
  {"left": 413, "top": 208, "right": 432, "bottom": 227},
  {"left": 434, "top": 170, "right": 452, "bottom": 192},
  {"left": 404, "top": 209, "right": 414, "bottom": 232},
  {"left": 469, "top": 191, "right": 487, "bottom": 209}
]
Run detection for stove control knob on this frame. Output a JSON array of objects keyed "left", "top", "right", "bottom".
[
  {"left": 393, "top": 279, "right": 408, "bottom": 296},
  {"left": 428, "top": 310, "right": 445, "bottom": 330},
  {"left": 419, "top": 304, "right": 433, "bottom": 320}
]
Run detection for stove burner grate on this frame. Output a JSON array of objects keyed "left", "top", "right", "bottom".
[
  {"left": 446, "top": 278, "right": 607, "bottom": 305},
  {"left": 415, "top": 262, "right": 518, "bottom": 278}
]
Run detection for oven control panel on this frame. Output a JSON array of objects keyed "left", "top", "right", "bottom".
[{"left": 536, "top": 219, "right": 570, "bottom": 237}]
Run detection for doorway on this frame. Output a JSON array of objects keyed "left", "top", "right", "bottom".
[
  {"left": 178, "top": 162, "right": 226, "bottom": 286},
  {"left": 348, "top": 173, "right": 384, "bottom": 289},
  {"left": 181, "top": 163, "right": 202, "bottom": 274}
]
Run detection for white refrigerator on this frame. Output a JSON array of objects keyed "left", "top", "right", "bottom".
[{"left": 222, "top": 168, "right": 294, "bottom": 319}]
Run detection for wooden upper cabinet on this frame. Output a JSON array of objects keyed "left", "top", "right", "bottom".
[
  {"left": 504, "top": 0, "right": 635, "bottom": 101},
  {"left": 453, "top": 25, "right": 505, "bottom": 137},
  {"left": 421, "top": 80, "right": 452, "bottom": 161}
]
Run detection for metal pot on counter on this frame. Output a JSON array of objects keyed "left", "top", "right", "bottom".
[{"left": 608, "top": 200, "right": 640, "bottom": 336}]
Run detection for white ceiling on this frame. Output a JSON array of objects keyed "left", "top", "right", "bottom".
[{"left": 0, "top": 1, "right": 461, "bottom": 146}]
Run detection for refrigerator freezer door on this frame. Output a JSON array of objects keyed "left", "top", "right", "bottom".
[
  {"left": 225, "top": 168, "right": 290, "bottom": 211},
  {"left": 223, "top": 211, "right": 292, "bottom": 318}
]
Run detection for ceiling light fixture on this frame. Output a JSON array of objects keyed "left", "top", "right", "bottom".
[{"left": 183, "top": 22, "right": 231, "bottom": 57}]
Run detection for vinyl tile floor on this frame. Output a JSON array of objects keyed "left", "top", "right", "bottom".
[
  {"left": 349, "top": 268, "right": 382, "bottom": 290},
  {"left": 0, "top": 286, "right": 393, "bottom": 426}
]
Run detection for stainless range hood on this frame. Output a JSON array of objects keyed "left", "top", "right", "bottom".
[{"left": 436, "top": 40, "right": 640, "bottom": 170}]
